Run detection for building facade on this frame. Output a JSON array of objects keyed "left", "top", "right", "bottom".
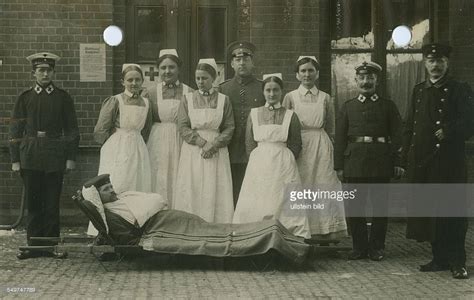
[{"left": 1, "top": 0, "right": 473, "bottom": 225}]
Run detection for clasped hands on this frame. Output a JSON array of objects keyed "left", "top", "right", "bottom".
[{"left": 201, "top": 141, "right": 218, "bottom": 159}]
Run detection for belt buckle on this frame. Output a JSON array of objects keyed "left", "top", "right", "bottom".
[
  {"left": 377, "top": 137, "right": 386, "bottom": 143},
  {"left": 37, "top": 131, "right": 46, "bottom": 138},
  {"left": 363, "top": 136, "right": 373, "bottom": 143}
]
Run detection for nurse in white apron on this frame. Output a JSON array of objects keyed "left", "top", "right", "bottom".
[
  {"left": 146, "top": 49, "right": 193, "bottom": 206},
  {"left": 233, "top": 73, "right": 310, "bottom": 239},
  {"left": 174, "top": 58, "right": 234, "bottom": 223},
  {"left": 89, "top": 63, "right": 152, "bottom": 235},
  {"left": 283, "top": 56, "right": 347, "bottom": 240}
]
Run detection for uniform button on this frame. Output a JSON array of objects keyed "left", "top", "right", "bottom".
[
  {"left": 441, "top": 98, "right": 445, "bottom": 102},
  {"left": 411, "top": 144, "right": 414, "bottom": 147},
  {"left": 417, "top": 99, "right": 421, "bottom": 103},
  {"left": 413, "top": 132, "right": 416, "bottom": 136},
  {"left": 438, "top": 109, "right": 443, "bottom": 113},
  {"left": 241, "top": 117, "right": 245, "bottom": 120},
  {"left": 415, "top": 109, "right": 419, "bottom": 113},
  {"left": 436, "top": 121, "right": 440, "bottom": 125},
  {"left": 444, "top": 88, "right": 448, "bottom": 92},
  {"left": 414, "top": 121, "right": 417, "bottom": 124},
  {"left": 435, "top": 144, "right": 440, "bottom": 148}
]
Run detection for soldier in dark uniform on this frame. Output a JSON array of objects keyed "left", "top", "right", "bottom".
[
  {"left": 402, "top": 43, "right": 474, "bottom": 279},
  {"left": 9, "top": 52, "right": 80, "bottom": 259},
  {"left": 335, "top": 62, "right": 403, "bottom": 261},
  {"left": 219, "top": 41, "right": 266, "bottom": 205}
]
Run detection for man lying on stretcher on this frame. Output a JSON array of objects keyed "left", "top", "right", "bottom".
[{"left": 82, "top": 174, "right": 310, "bottom": 263}]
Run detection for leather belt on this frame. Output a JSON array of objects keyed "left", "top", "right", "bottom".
[
  {"left": 27, "top": 131, "right": 61, "bottom": 138},
  {"left": 349, "top": 136, "right": 388, "bottom": 143}
]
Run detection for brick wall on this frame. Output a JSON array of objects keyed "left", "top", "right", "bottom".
[
  {"left": 449, "top": 0, "right": 474, "bottom": 85},
  {"left": 0, "top": 147, "right": 101, "bottom": 226},
  {"left": 448, "top": 0, "right": 474, "bottom": 182},
  {"left": 238, "top": 0, "right": 322, "bottom": 94},
  {"left": 0, "top": 0, "right": 119, "bottom": 226},
  {"left": 1, "top": 0, "right": 473, "bottom": 227}
]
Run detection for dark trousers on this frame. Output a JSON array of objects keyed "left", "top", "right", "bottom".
[
  {"left": 21, "top": 169, "right": 64, "bottom": 246},
  {"left": 431, "top": 217, "right": 468, "bottom": 268},
  {"left": 231, "top": 163, "right": 247, "bottom": 207},
  {"left": 345, "top": 177, "right": 389, "bottom": 251}
]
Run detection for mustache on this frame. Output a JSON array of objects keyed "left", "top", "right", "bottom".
[{"left": 361, "top": 84, "right": 373, "bottom": 89}]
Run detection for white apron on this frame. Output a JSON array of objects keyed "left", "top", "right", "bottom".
[
  {"left": 147, "top": 84, "right": 189, "bottom": 206},
  {"left": 233, "top": 108, "right": 310, "bottom": 239},
  {"left": 173, "top": 92, "right": 234, "bottom": 223},
  {"left": 98, "top": 94, "right": 151, "bottom": 193},
  {"left": 290, "top": 90, "right": 347, "bottom": 237},
  {"left": 88, "top": 94, "right": 152, "bottom": 235}
]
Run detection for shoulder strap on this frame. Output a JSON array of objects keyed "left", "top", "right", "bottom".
[
  {"left": 156, "top": 83, "right": 163, "bottom": 104},
  {"left": 290, "top": 90, "right": 301, "bottom": 106},
  {"left": 216, "top": 93, "right": 225, "bottom": 110},
  {"left": 185, "top": 92, "right": 194, "bottom": 110},
  {"left": 117, "top": 94, "right": 124, "bottom": 107},
  {"left": 250, "top": 108, "right": 259, "bottom": 128},
  {"left": 142, "top": 95, "right": 149, "bottom": 109},
  {"left": 282, "top": 109, "right": 293, "bottom": 132}
]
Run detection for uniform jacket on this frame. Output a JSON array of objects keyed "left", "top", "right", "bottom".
[
  {"left": 401, "top": 76, "right": 474, "bottom": 183},
  {"left": 219, "top": 75, "right": 265, "bottom": 163},
  {"left": 334, "top": 94, "right": 402, "bottom": 178},
  {"left": 401, "top": 76, "right": 474, "bottom": 242},
  {"left": 9, "top": 83, "right": 80, "bottom": 172}
]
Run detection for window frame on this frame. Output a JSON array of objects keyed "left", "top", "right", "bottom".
[{"left": 327, "top": 0, "right": 435, "bottom": 106}]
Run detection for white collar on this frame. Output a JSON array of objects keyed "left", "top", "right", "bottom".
[
  {"left": 198, "top": 87, "right": 215, "bottom": 96},
  {"left": 162, "top": 80, "right": 180, "bottom": 88},
  {"left": 124, "top": 89, "right": 140, "bottom": 98},
  {"left": 357, "top": 93, "right": 379, "bottom": 103},
  {"left": 297, "top": 84, "right": 318, "bottom": 96},
  {"left": 265, "top": 102, "right": 282, "bottom": 110},
  {"left": 34, "top": 83, "right": 55, "bottom": 94}
]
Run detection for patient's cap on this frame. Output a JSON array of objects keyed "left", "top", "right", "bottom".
[{"left": 83, "top": 174, "right": 111, "bottom": 189}]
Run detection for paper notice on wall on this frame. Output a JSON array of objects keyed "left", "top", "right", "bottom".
[{"left": 80, "top": 44, "right": 106, "bottom": 82}]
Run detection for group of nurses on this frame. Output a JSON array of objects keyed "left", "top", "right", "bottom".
[{"left": 93, "top": 50, "right": 346, "bottom": 240}]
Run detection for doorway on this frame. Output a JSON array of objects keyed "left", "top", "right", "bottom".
[{"left": 125, "top": 0, "right": 237, "bottom": 89}]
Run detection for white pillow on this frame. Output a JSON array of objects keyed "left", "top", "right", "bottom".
[{"left": 81, "top": 186, "right": 109, "bottom": 234}]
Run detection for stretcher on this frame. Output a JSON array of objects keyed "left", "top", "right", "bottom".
[
  {"left": 20, "top": 190, "right": 317, "bottom": 265},
  {"left": 18, "top": 190, "right": 142, "bottom": 258}
]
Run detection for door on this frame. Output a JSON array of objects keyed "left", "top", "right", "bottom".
[
  {"left": 191, "top": 0, "right": 237, "bottom": 85},
  {"left": 125, "top": 0, "right": 236, "bottom": 89}
]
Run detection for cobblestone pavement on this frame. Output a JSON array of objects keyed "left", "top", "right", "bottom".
[{"left": 0, "top": 222, "right": 473, "bottom": 299}]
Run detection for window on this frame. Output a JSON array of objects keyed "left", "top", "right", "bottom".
[
  {"left": 193, "top": 4, "right": 231, "bottom": 85},
  {"left": 135, "top": 6, "right": 167, "bottom": 62},
  {"left": 330, "top": 0, "right": 432, "bottom": 117}
]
